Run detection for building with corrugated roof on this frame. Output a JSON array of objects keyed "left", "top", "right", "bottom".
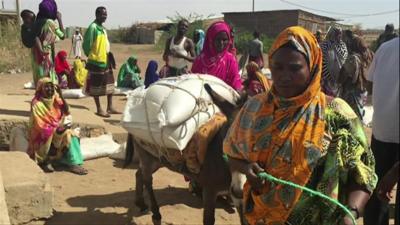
[{"left": 223, "top": 9, "right": 351, "bottom": 37}]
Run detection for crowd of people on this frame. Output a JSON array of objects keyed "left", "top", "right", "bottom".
[{"left": 17, "top": 0, "right": 399, "bottom": 224}]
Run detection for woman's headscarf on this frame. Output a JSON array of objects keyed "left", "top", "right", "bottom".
[
  {"left": 320, "top": 25, "right": 348, "bottom": 96},
  {"left": 245, "top": 61, "right": 271, "bottom": 94},
  {"left": 117, "top": 55, "right": 141, "bottom": 88},
  {"left": 72, "top": 59, "right": 88, "bottom": 87},
  {"left": 224, "top": 26, "right": 326, "bottom": 224},
  {"left": 55, "top": 50, "right": 70, "bottom": 75},
  {"left": 144, "top": 60, "right": 159, "bottom": 88},
  {"left": 127, "top": 55, "right": 137, "bottom": 66},
  {"left": 28, "top": 77, "right": 64, "bottom": 162},
  {"left": 36, "top": 0, "right": 58, "bottom": 20},
  {"left": 191, "top": 21, "right": 242, "bottom": 90},
  {"left": 119, "top": 55, "right": 139, "bottom": 75},
  {"left": 194, "top": 29, "right": 205, "bottom": 56}
]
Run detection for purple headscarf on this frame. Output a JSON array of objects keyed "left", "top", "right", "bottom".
[{"left": 37, "top": 0, "right": 58, "bottom": 20}]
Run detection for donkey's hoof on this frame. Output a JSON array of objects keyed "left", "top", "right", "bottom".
[
  {"left": 134, "top": 200, "right": 148, "bottom": 213},
  {"left": 152, "top": 218, "right": 161, "bottom": 225}
]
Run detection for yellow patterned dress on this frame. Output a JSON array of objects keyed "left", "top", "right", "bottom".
[{"left": 223, "top": 26, "right": 377, "bottom": 225}]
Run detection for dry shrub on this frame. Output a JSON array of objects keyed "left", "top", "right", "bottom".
[{"left": 0, "top": 21, "right": 31, "bottom": 73}]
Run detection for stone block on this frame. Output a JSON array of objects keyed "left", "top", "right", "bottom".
[
  {"left": 0, "top": 152, "right": 53, "bottom": 225},
  {"left": 0, "top": 172, "right": 11, "bottom": 225}
]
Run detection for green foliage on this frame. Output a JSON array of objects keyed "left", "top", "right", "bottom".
[
  {"left": 234, "top": 31, "right": 274, "bottom": 55},
  {"left": 0, "top": 21, "right": 31, "bottom": 73}
]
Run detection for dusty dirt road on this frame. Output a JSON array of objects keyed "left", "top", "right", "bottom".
[{"left": 33, "top": 158, "right": 240, "bottom": 225}]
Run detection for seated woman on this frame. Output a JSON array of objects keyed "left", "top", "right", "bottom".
[
  {"left": 191, "top": 21, "right": 242, "bottom": 91},
  {"left": 224, "top": 26, "right": 376, "bottom": 225},
  {"left": 243, "top": 61, "right": 271, "bottom": 97},
  {"left": 144, "top": 60, "right": 159, "bottom": 88},
  {"left": 69, "top": 59, "right": 88, "bottom": 89},
  {"left": 117, "top": 55, "right": 142, "bottom": 89},
  {"left": 55, "top": 50, "right": 71, "bottom": 89},
  {"left": 27, "top": 77, "right": 88, "bottom": 175}
]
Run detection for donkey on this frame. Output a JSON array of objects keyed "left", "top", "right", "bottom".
[{"left": 124, "top": 84, "right": 247, "bottom": 225}]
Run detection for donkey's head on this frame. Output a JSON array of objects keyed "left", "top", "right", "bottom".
[{"left": 204, "top": 83, "right": 247, "bottom": 123}]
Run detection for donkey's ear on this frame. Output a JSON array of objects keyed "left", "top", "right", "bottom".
[
  {"left": 236, "top": 90, "right": 248, "bottom": 108},
  {"left": 204, "top": 83, "right": 235, "bottom": 116}
]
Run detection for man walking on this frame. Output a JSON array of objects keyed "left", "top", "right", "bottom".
[{"left": 247, "top": 30, "right": 264, "bottom": 68}]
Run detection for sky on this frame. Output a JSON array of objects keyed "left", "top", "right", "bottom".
[{"left": 3, "top": 0, "right": 399, "bottom": 29}]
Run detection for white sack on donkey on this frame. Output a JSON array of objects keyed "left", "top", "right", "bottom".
[{"left": 121, "top": 74, "right": 240, "bottom": 151}]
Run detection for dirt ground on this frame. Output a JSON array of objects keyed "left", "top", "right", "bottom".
[{"left": 1, "top": 39, "right": 241, "bottom": 225}]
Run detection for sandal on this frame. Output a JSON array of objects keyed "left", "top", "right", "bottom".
[
  {"left": 39, "top": 163, "right": 55, "bottom": 173},
  {"left": 95, "top": 112, "right": 110, "bottom": 118},
  {"left": 107, "top": 109, "right": 121, "bottom": 114},
  {"left": 68, "top": 165, "right": 88, "bottom": 175}
]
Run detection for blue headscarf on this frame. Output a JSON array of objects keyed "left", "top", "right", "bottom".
[
  {"left": 195, "top": 29, "right": 205, "bottom": 56},
  {"left": 144, "top": 60, "right": 159, "bottom": 88}
]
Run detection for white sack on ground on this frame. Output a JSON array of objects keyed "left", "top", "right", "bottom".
[
  {"left": 109, "top": 142, "right": 126, "bottom": 160},
  {"left": 62, "top": 89, "right": 87, "bottom": 99},
  {"left": 24, "top": 81, "right": 35, "bottom": 89},
  {"left": 80, "top": 134, "right": 121, "bottom": 160}
]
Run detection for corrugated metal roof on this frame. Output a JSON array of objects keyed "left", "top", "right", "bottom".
[{"left": 222, "top": 9, "right": 337, "bottom": 22}]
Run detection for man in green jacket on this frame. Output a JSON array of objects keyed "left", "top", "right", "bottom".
[{"left": 83, "top": 6, "right": 119, "bottom": 117}]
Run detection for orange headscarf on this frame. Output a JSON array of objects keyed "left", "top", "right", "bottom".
[
  {"left": 245, "top": 61, "right": 271, "bottom": 93},
  {"left": 28, "top": 77, "right": 65, "bottom": 162},
  {"left": 223, "top": 26, "right": 326, "bottom": 225}
]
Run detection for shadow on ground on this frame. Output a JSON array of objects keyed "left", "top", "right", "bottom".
[
  {"left": 0, "top": 108, "right": 30, "bottom": 117},
  {"left": 44, "top": 186, "right": 235, "bottom": 225}
]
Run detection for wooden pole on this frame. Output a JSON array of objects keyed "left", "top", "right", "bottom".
[{"left": 15, "top": 0, "right": 20, "bottom": 25}]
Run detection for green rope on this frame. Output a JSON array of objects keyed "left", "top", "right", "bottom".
[{"left": 257, "top": 172, "right": 357, "bottom": 225}]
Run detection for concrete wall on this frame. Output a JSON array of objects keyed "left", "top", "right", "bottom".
[
  {"left": 224, "top": 10, "right": 341, "bottom": 37},
  {"left": 136, "top": 27, "right": 155, "bottom": 44},
  {"left": 0, "top": 152, "right": 53, "bottom": 225},
  {"left": 298, "top": 11, "right": 330, "bottom": 33},
  {"left": 0, "top": 119, "right": 106, "bottom": 151},
  {"left": 224, "top": 11, "right": 299, "bottom": 37},
  {"left": 0, "top": 172, "right": 11, "bottom": 225}
]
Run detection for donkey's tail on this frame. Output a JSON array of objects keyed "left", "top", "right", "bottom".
[{"left": 124, "top": 133, "right": 135, "bottom": 167}]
